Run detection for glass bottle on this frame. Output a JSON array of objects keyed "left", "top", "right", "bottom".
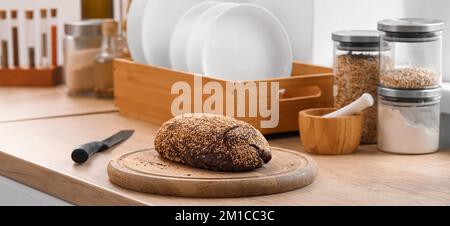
[
  {"left": 118, "top": 0, "right": 132, "bottom": 56},
  {"left": 50, "top": 8, "right": 58, "bottom": 67},
  {"left": 11, "top": 10, "right": 20, "bottom": 68},
  {"left": 40, "top": 9, "right": 49, "bottom": 68},
  {"left": 0, "top": 10, "right": 9, "bottom": 69},
  {"left": 94, "top": 19, "right": 123, "bottom": 98},
  {"left": 25, "top": 10, "right": 36, "bottom": 69}
]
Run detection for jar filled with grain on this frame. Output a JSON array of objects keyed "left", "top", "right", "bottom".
[
  {"left": 378, "top": 18, "right": 444, "bottom": 89},
  {"left": 332, "top": 30, "right": 381, "bottom": 144}
]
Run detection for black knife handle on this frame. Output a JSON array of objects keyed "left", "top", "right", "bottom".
[{"left": 71, "top": 142, "right": 108, "bottom": 164}]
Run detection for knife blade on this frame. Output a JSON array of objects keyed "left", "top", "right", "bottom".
[{"left": 71, "top": 130, "right": 135, "bottom": 164}]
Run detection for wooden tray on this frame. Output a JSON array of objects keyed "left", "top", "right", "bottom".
[
  {"left": 108, "top": 147, "right": 318, "bottom": 198},
  {"left": 114, "top": 59, "right": 334, "bottom": 135},
  {"left": 0, "top": 67, "right": 63, "bottom": 87}
]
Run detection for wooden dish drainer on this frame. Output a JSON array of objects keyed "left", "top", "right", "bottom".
[
  {"left": 113, "top": 58, "right": 334, "bottom": 135},
  {"left": 0, "top": 67, "right": 63, "bottom": 87}
]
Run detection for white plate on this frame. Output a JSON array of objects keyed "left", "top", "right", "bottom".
[
  {"left": 170, "top": 1, "right": 221, "bottom": 71},
  {"left": 133, "top": 0, "right": 248, "bottom": 67},
  {"left": 127, "top": 0, "right": 149, "bottom": 64},
  {"left": 128, "top": 0, "right": 298, "bottom": 69},
  {"left": 141, "top": 0, "right": 229, "bottom": 68},
  {"left": 188, "top": 3, "right": 293, "bottom": 81},
  {"left": 187, "top": 3, "right": 238, "bottom": 74}
]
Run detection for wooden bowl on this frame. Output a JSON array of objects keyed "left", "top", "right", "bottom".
[{"left": 299, "top": 108, "right": 363, "bottom": 155}]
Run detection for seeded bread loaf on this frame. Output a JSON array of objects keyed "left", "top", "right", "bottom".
[{"left": 154, "top": 113, "right": 272, "bottom": 172}]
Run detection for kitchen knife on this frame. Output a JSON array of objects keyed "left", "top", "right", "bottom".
[{"left": 71, "top": 130, "right": 135, "bottom": 164}]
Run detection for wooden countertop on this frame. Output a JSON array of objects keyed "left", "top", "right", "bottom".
[
  {"left": 0, "top": 86, "right": 117, "bottom": 123},
  {"left": 0, "top": 112, "right": 449, "bottom": 206},
  {"left": 0, "top": 87, "right": 449, "bottom": 206}
]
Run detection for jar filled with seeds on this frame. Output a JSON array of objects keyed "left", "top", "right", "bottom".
[
  {"left": 378, "top": 18, "right": 444, "bottom": 89},
  {"left": 64, "top": 20, "right": 104, "bottom": 96},
  {"left": 332, "top": 30, "right": 381, "bottom": 144}
]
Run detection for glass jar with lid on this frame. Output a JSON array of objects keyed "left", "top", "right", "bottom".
[
  {"left": 332, "top": 30, "right": 381, "bottom": 144},
  {"left": 378, "top": 87, "right": 441, "bottom": 154},
  {"left": 64, "top": 19, "right": 104, "bottom": 96},
  {"left": 378, "top": 18, "right": 444, "bottom": 90}
]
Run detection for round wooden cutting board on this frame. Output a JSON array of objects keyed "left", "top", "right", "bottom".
[{"left": 108, "top": 147, "right": 318, "bottom": 198}]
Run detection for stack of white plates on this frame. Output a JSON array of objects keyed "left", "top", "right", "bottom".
[{"left": 128, "top": 0, "right": 293, "bottom": 81}]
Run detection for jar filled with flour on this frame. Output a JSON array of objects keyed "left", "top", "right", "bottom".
[{"left": 378, "top": 87, "right": 441, "bottom": 154}]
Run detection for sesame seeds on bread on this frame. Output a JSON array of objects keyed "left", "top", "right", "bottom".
[{"left": 155, "top": 113, "right": 272, "bottom": 172}]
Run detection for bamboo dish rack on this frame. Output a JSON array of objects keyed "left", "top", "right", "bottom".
[
  {"left": 0, "top": 67, "right": 63, "bottom": 87},
  {"left": 113, "top": 58, "right": 334, "bottom": 135}
]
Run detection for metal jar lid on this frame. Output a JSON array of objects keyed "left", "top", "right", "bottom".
[
  {"left": 332, "top": 30, "right": 381, "bottom": 51},
  {"left": 332, "top": 30, "right": 381, "bottom": 43},
  {"left": 378, "top": 87, "right": 442, "bottom": 100},
  {"left": 65, "top": 19, "right": 104, "bottom": 37},
  {"left": 378, "top": 18, "right": 444, "bottom": 33}
]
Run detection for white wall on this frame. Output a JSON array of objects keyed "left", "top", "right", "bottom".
[
  {"left": 405, "top": 0, "right": 450, "bottom": 81},
  {"left": 256, "top": 0, "right": 314, "bottom": 62},
  {"left": 311, "top": 0, "right": 405, "bottom": 67},
  {"left": 0, "top": 0, "right": 80, "bottom": 66}
]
